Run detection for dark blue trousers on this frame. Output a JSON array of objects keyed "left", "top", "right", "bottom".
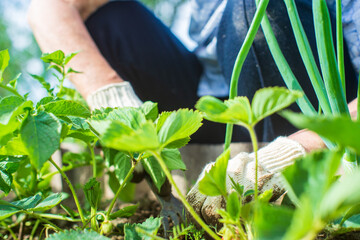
[{"left": 85, "top": 0, "right": 357, "bottom": 143}]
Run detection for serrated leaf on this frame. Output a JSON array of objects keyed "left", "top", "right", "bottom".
[
  {"left": 97, "top": 120, "right": 159, "bottom": 152},
  {"left": 12, "top": 194, "right": 42, "bottom": 209},
  {"left": 47, "top": 229, "right": 110, "bottom": 240},
  {"left": 36, "top": 96, "right": 55, "bottom": 109},
  {"left": 124, "top": 217, "right": 162, "bottom": 240},
  {"left": 64, "top": 52, "right": 79, "bottom": 65},
  {"left": 281, "top": 111, "right": 360, "bottom": 154},
  {"left": 320, "top": 169, "right": 360, "bottom": 221},
  {"left": 163, "top": 137, "right": 190, "bottom": 149},
  {"left": 0, "top": 135, "right": 28, "bottom": 155},
  {"left": 227, "top": 191, "right": 241, "bottom": 221},
  {"left": 113, "top": 152, "right": 132, "bottom": 185},
  {"left": 0, "top": 156, "right": 22, "bottom": 194},
  {"left": 20, "top": 111, "right": 61, "bottom": 169},
  {"left": 196, "top": 96, "right": 252, "bottom": 126},
  {"left": 142, "top": 156, "right": 165, "bottom": 192},
  {"left": 41, "top": 50, "right": 65, "bottom": 66},
  {"left": 107, "top": 107, "right": 147, "bottom": 129},
  {"left": 158, "top": 109, "right": 202, "bottom": 147},
  {"left": 0, "top": 96, "right": 32, "bottom": 125},
  {"left": 84, "top": 178, "right": 101, "bottom": 208},
  {"left": 162, "top": 148, "right": 186, "bottom": 171},
  {"left": 109, "top": 204, "right": 138, "bottom": 219},
  {"left": 31, "top": 192, "right": 68, "bottom": 212},
  {"left": 198, "top": 149, "right": 230, "bottom": 197},
  {"left": 282, "top": 149, "right": 342, "bottom": 208},
  {"left": 42, "top": 100, "right": 90, "bottom": 118},
  {"left": 0, "top": 49, "right": 10, "bottom": 81},
  {"left": 254, "top": 204, "right": 294, "bottom": 240},
  {"left": 140, "top": 101, "right": 158, "bottom": 121},
  {"left": 251, "top": 87, "right": 302, "bottom": 125},
  {"left": 0, "top": 201, "right": 21, "bottom": 220},
  {"left": 155, "top": 111, "right": 172, "bottom": 132}
]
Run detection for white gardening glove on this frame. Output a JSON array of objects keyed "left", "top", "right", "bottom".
[
  {"left": 186, "top": 137, "right": 306, "bottom": 225},
  {"left": 86, "top": 81, "right": 143, "bottom": 110}
]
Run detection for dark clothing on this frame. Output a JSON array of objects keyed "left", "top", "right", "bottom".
[{"left": 85, "top": 0, "right": 357, "bottom": 143}]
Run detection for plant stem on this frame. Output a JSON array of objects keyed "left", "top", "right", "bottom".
[
  {"left": 91, "top": 207, "right": 98, "bottom": 231},
  {"left": 106, "top": 164, "right": 136, "bottom": 219},
  {"left": 283, "top": 0, "right": 331, "bottom": 115},
  {"left": 248, "top": 126, "right": 259, "bottom": 202},
  {"left": 150, "top": 150, "right": 221, "bottom": 240},
  {"left": 1, "top": 222, "right": 18, "bottom": 240},
  {"left": 36, "top": 213, "right": 82, "bottom": 222},
  {"left": 30, "top": 165, "right": 38, "bottom": 193},
  {"left": 256, "top": 0, "right": 316, "bottom": 115},
  {"left": 30, "top": 220, "right": 40, "bottom": 240},
  {"left": 88, "top": 143, "right": 97, "bottom": 178},
  {"left": 336, "top": 0, "right": 346, "bottom": 97},
  {"left": 28, "top": 213, "right": 62, "bottom": 232},
  {"left": 49, "top": 157, "right": 86, "bottom": 226},
  {"left": 224, "top": 0, "right": 270, "bottom": 150}
]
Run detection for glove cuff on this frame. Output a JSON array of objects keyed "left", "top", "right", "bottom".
[
  {"left": 86, "top": 82, "right": 143, "bottom": 110},
  {"left": 252, "top": 137, "right": 306, "bottom": 174}
]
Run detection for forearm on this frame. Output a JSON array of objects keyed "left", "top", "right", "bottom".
[
  {"left": 289, "top": 98, "right": 358, "bottom": 152},
  {"left": 28, "top": 0, "right": 122, "bottom": 99}
]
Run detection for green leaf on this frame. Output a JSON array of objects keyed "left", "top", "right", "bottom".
[
  {"left": 20, "top": 111, "right": 61, "bottom": 169},
  {"left": 109, "top": 204, "right": 138, "bottom": 219},
  {"left": 0, "top": 168, "right": 13, "bottom": 194},
  {"left": 0, "top": 49, "right": 10, "bottom": 81},
  {"left": 281, "top": 111, "right": 360, "bottom": 154},
  {"left": 0, "top": 156, "right": 22, "bottom": 194},
  {"left": 0, "top": 96, "right": 32, "bottom": 125},
  {"left": 84, "top": 178, "right": 101, "bottom": 208},
  {"left": 47, "top": 229, "right": 110, "bottom": 240},
  {"left": 30, "top": 74, "right": 53, "bottom": 95},
  {"left": 198, "top": 149, "right": 230, "bottom": 197},
  {"left": 42, "top": 100, "right": 90, "bottom": 118},
  {"left": 340, "top": 203, "right": 360, "bottom": 226},
  {"left": 0, "top": 96, "right": 33, "bottom": 142},
  {"left": 66, "top": 129, "right": 96, "bottom": 143},
  {"left": 229, "top": 176, "right": 244, "bottom": 196},
  {"left": 0, "top": 201, "right": 21, "bottom": 220},
  {"left": 158, "top": 109, "right": 202, "bottom": 147},
  {"left": 113, "top": 152, "right": 132, "bottom": 185},
  {"left": 227, "top": 191, "right": 241, "bottom": 221},
  {"left": 155, "top": 111, "right": 172, "bottom": 132},
  {"left": 31, "top": 192, "right": 68, "bottom": 212},
  {"left": 95, "top": 120, "right": 159, "bottom": 152},
  {"left": 196, "top": 96, "right": 250, "bottom": 125},
  {"left": 320, "top": 169, "right": 360, "bottom": 221},
  {"left": 251, "top": 87, "right": 302, "bottom": 124},
  {"left": 0, "top": 136, "right": 28, "bottom": 155},
  {"left": 12, "top": 194, "right": 42, "bottom": 209},
  {"left": 254, "top": 204, "right": 294, "bottom": 240},
  {"left": 282, "top": 149, "right": 342, "bottom": 208},
  {"left": 163, "top": 137, "right": 190, "bottom": 149},
  {"left": 64, "top": 52, "right": 79, "bottom": 65},
  {"left": 140, "top": 101, "right": 158, "bottom": 121},
  {"left": 124, "top": 217, "right": 162, "bottom": 240},
  {"left": 142, "top": 156, "right": 165, "bottom": 192},
  {"left": 41, "top": 50, "right": 65, "bottom": 66},
  {"left": 162, "top": 148, "right": 186, "bottom": 171}
]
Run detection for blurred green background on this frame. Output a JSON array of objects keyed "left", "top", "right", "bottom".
[{"left": 0, "top": 0, "right": 189, "bottom": 100}]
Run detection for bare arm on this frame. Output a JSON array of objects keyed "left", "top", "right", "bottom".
[
  {"left": 28, "top": 0, "right": 123, "bottom": 99},
  {"left": 289, "top": 98, "right": 358, "bottom": 152}
]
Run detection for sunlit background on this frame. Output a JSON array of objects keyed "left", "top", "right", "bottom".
[{"left": 0, "top": 0, "right": 193, "bottom": 101}]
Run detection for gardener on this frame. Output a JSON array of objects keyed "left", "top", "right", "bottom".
[{"left": 28, "top": 0, "right": 359, "bottom": 224}]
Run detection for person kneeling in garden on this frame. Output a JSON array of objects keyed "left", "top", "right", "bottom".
[{"left": 28, "top": 0, "right": 360, "bottom": 224}]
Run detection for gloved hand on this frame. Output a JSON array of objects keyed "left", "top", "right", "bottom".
[
  {"left": 86, "top": 81, "right": 143, "bottom": 110},
  {"left": 186, "top": 137, "right": 306, "bottom": 226}
]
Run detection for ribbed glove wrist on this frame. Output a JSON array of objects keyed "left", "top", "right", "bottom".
[
  {"left": 250, "top": 137, "right": 306, "bottom": 174},
  {"left": 86, "top": 82, "right": 143, "bottom": 110}
]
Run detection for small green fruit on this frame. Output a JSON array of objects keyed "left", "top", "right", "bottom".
[{"left": 101, "top": 221, "right": 113, "bottom": 235}]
